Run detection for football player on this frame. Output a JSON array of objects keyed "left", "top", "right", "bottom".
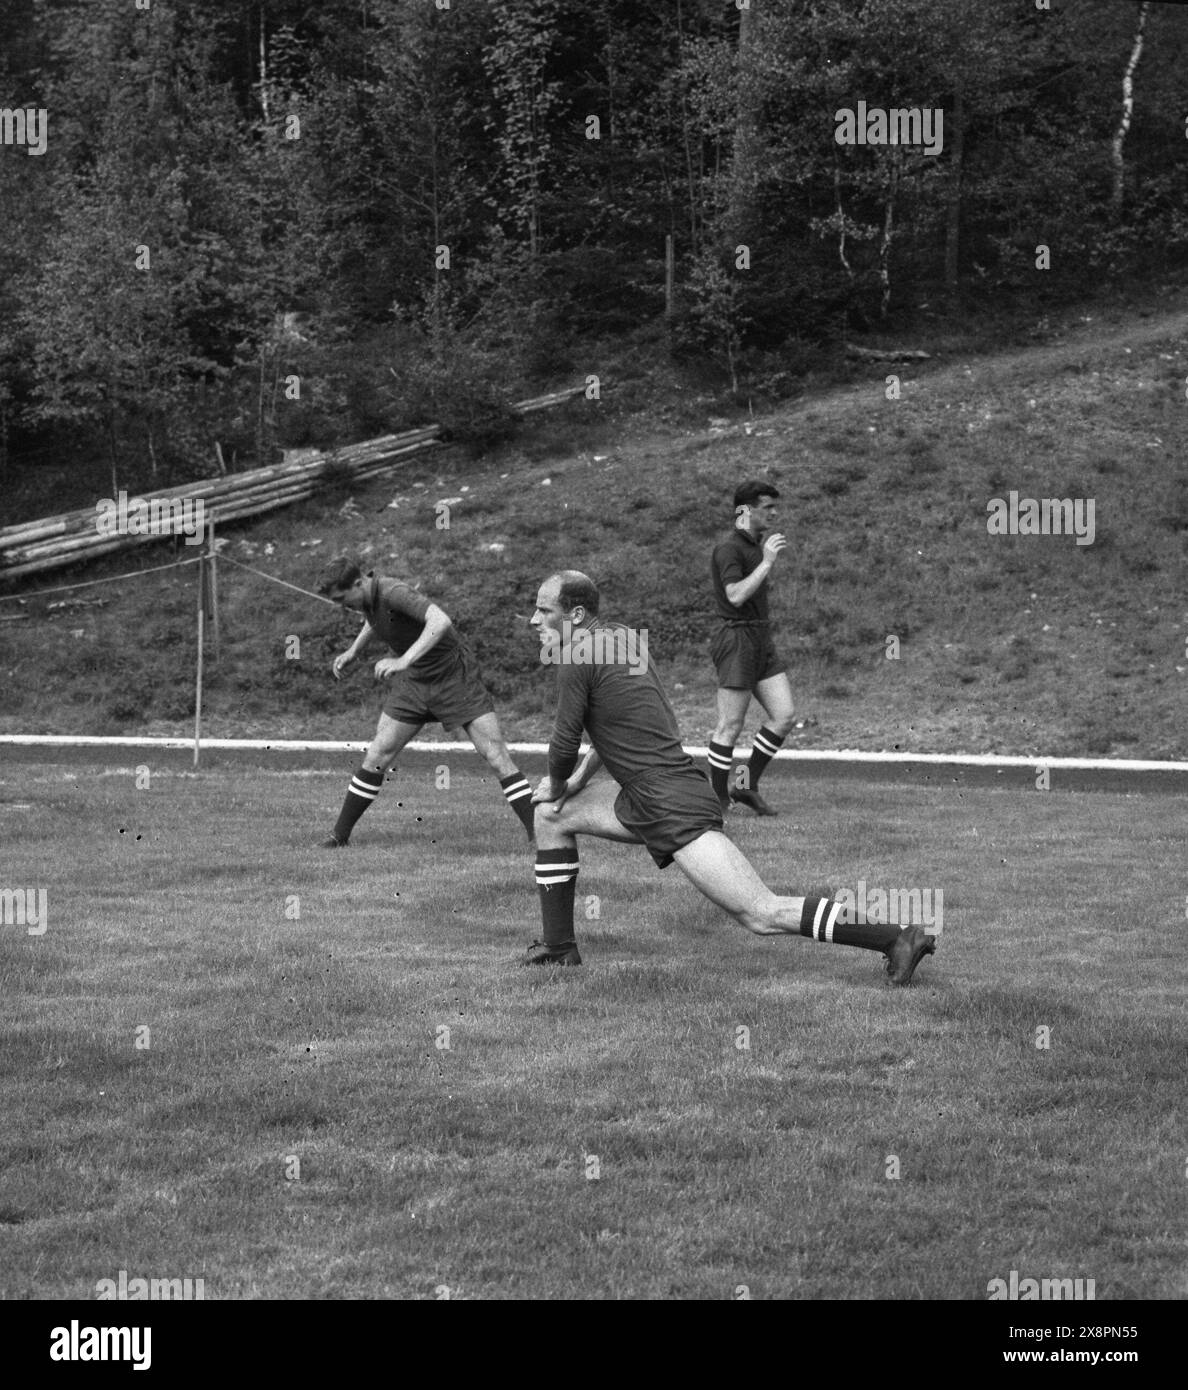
[
  {"left": 706, "top": 479, "right": 796, "bottom": 816},
  {"left": 317, "top": 558, "right": 534, "bottom": 847},
  {"left": 524, "top": 570, "right": 935, "bottom": 985}
]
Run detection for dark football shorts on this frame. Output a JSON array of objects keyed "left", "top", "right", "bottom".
[
  {"left": 710, "top": 622, "right": 784, "bottom": 690},
  {"left": 380, "top": 647, "right": 494, "bottom": 731},
  {"left": 613, "top": 764, "right": 725, "bottom": 869}
]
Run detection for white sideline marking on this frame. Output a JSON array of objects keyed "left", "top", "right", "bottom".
[{"left": 1, "top": 734, "right": 1186, "bottom": 772}]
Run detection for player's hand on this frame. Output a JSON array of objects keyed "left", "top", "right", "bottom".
[
  {"left": 530, "top": 775, "right": 569, "bottom": 811},
  {"left": 373, "top": 656, "right": 408, "bottom": 680},
  {"left": 762, "top": 532, "right": 788, "bottom": 564},
  {"left": 331, "top": 651, "right": 356, "bottom": 680}
]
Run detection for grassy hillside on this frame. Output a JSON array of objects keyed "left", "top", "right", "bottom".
[{"left": 2, "top": 299, "right": 1186, "bottom": 757}]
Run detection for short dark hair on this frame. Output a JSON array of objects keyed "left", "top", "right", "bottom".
[
  {"left": 317, "top": 557, "right": 363, "bottom": 598},
  {"left": 733, "top": 478, "right": 780, "bottom": 509},
  {"left": 554, "top": 570, "right": 600, "bottom": 617}
]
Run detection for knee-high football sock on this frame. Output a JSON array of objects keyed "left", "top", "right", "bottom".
[
  {"left": 707, "top": 741, "right": 734, "bottom": 807},
  {"left": 798, "top": 896, "right": 899, "bottom": 952},
  {"left": 535, "top": 848, "right": 579, "bottom": 946},
  {"left": 331, "top": 766, "right": 384, "bottom": 844},
  {"left": 500, "top": 771, "right": 535, "bottom": 837},
  {"left": 747, "top": 726, "right": 786, "bottom": 790}
]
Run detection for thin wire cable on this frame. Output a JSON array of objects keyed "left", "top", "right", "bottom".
[
  {"left": 0, "top": 555, "right": 202, "bottom": 602},
  {"left": 0, "top": 552, "right": 341, "bottom": 610},
  {"left": 217, "top": 554, "right": 341, "bottom": 607}
]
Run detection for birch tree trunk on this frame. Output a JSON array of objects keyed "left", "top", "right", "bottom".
[
  {"left": 258, "top": 9, "right": 270, "bottom": 126},
  {"left": 834, "top": 159, "right": 853, "bottom": 281},
  {"left": 878, "top": 149, "right": 901, "bottom": 317},
  {"left": 1111, "top": 0, "right": 1149, "bottom": 216}
]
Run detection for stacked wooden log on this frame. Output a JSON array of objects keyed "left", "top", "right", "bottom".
[{"left": 0, "top": 385, "right": 587, "bottom": 582}]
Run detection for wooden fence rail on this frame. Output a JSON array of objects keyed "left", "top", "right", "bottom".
[{"left": 0, "top": 386, "right": 587, "bottom": 582}]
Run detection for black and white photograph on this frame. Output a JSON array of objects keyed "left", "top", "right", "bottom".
[{"left": 0, "top": 0, "right": 1183, "bottom": 1345}]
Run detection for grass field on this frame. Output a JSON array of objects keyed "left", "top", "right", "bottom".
[{"left": 1, "top": 757, "right": 1184, "bottom": 1300}]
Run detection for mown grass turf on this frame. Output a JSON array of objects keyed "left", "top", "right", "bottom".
[{"left": 1, "top": 759, "right": 1183, "bottom": 1299}]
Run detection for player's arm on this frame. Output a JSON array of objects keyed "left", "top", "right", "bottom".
[
  {"left": 373, "top": 600, "right": 452, "bottom": 679},
  {"left": 383, "top": 603, "right": 451, "bottom": 673},
  {"left": 724, "top": 533, "right": 787, "bottom": 607},
  {"left": 532, "top": 746, "right": 601, "bottom": 812},
  {"left": 533, "top": 667, "right": 590, "bottom": 803},
  {"left": 332, "top": 620, "right": 376, "bottom": 679},
  {"left": 568, "top": 747, "right": 603, "bottom": 790}
]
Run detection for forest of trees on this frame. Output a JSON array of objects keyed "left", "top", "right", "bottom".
[{"left": 0, "top": 0, "right": 1185, "bottom": 499}]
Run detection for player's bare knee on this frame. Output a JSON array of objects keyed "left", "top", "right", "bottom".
[
  {"left": 735, "top": 907, "right": 783, "bottom": 936},
  {"left": 534, "top": 801, "right": 573, "bottom": 847},
  {"left": 731, "top": 888, "right": 785, "bottom": 936}
]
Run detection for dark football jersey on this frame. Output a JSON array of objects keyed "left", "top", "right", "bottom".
[
  {"left": 548, "top": 621, "right": 696, "bottom": 786},
  {"left": 360, "top": 572, "right": 463, "bottom": 679},
  {"left": 710, "top": 529, "right": 769, "bottom": 622}
]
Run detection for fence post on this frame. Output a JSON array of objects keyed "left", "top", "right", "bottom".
[
  {"left": 208, "top": 519, "right": 220, "bottom": 664},
  {"left": 194, "top": 550, "right": 206, "bottom": 768}
]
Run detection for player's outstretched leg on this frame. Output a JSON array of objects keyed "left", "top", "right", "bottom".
[
  {"left": 463, "top": 711, "right": 535, "bottom": 840},
  {"left": 671, "top": 831, "right": 936, "bottom": 985},
  {"left": 322, "top": 714, "right": 421, "bottom": 847},
  {"left": 523, "top": 781, "right": 641, "bottom": 965}
]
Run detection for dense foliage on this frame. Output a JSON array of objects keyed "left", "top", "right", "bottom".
[{"left": 1, "top": 0, "right": 1185, "bottom": 497}]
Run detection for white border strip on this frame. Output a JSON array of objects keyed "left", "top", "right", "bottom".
[{"left": 1, "top": 734, "right": 1185, "bottom": 772}]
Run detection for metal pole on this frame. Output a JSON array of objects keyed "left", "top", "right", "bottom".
[
  {"left": 194, "top": 551, "right": 205, "bottom": 768},
  {"left": 208, "top": 519, "right": 220, "bottom": 664}
]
